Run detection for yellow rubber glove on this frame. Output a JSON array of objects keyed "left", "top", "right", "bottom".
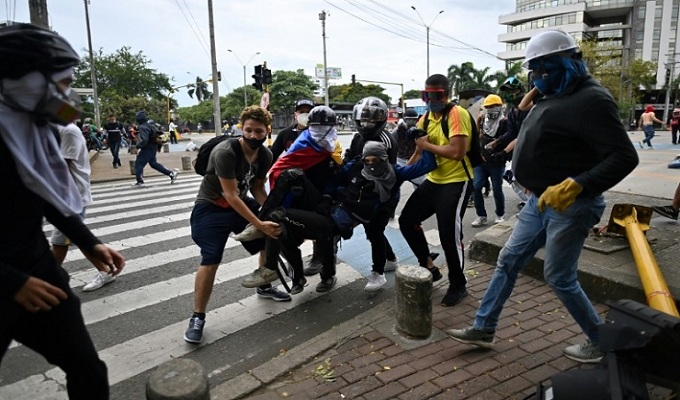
[
  {"left": 537, "top": 178, "right": 583, "bottom": 212},
  {"left": 331, "top": 140, "right": 344, "bottom": 166}
]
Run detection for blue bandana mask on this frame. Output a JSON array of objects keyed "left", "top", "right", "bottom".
[
  {"left": 428, "top": 102, "right": 446, "bottom": 113},
  {"left": 529, "top": 53, "right": 587, "bottom": 97}
]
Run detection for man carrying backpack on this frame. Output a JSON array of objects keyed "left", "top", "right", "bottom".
[
  {"left": 131, "top": 111, "right": 178, "bottom": 187},
  {"left": 398, "top": 73, "right": 475, "bottom": 307}
]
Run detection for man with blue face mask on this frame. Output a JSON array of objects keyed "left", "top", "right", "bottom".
[
  {"left": 398, "top": 74, "right": 475, "bottom": 307},
  {"left": 447, "top": 30, "right": 639, "bottom": 364}
]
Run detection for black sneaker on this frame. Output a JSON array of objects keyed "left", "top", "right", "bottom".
[
  {"left": 447, "top": 326, "right": 495, "bottom": 348},
  {"left": 316, "top": 276, "right": 337, "bottom": 292},
  {"left": 290, "top": 277, "right": 307, "bottom": 295},
  {"left": 184, "top": 316, "right": 205, "bottom": 344},
  {"left": 441, "top": 288, "right": 468, "bottom": 307},
  {"left": 427, "top": 266, "right": 442, "bottom": 282},
  {"left": 303, "top": 260, "right": 324, "bottom": 276},
  {"left": 256, "top": 286, "right": 291, "bottom": 302},
  {"left": 653, "top": 205, "right": 679, "bottom": 220}
]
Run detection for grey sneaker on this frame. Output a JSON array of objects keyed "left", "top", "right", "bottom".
[
  {"left": 169, "top": 170, "right": 179, "bottom": 184},
  {"left": 184, "top": 316, "right": 205, "bottom": 344},
  {"left": 256, "top": 286, "right": 291, "bottom": 302},
  {"left": 303, "top": 259, "right": 323, "bottom": 276},
  {"left": 446, "top": 326, "right": 495, "bottom": 348},
  {"left": 232, "top": 223, "right": 266, "bottom": 242},
  {"left": 241, "top": 266, "right": 279, "bottom": 288},
  {"left": 131, "top": 181, "right": 145, "bottom": 188},
  {"left": 316, "top": 276, "right": 337, "bottom": 293},
  {"left": 563, "top": 340, "right": 604, "bottom": 363}
]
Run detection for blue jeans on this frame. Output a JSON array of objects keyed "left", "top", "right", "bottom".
[
  {"left": 109, "top": 140, "right": 121, "bottom": 166},
  {"left": 473, "top": 194, "right": 605, "bottom": 344},
  {"left": 134, "top": 146, "right": 172, "bottom": 183},
  {"left": 473, "top": 163, "right": 505, "bottom": 218},
  {"left": 642, "top": 125, "right": 655, "bottom": 146}
]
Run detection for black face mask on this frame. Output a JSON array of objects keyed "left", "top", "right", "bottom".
[
  {"left": 243, "top": 136, "right": 266, "bottom": 150},
  {"left": 364, "top": 160, "right": 388, "bottom": 177}
]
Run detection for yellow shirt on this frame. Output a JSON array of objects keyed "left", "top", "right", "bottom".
[{"left": 418, "top": 105, "right": 473, "bottom": 183}]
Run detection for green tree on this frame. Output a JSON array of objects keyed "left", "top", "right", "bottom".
[
  {"left": 72, "top": 46, "right": 172, "bottom": 124},
  {"left": 268, "top": 69, "right": 317, "bottom": 119},
  {"left": 328, "top": 83, "right": 390, "bottom": 105},
  {"left": 187, "top": 76, "right": 212, "bottom": 102}
]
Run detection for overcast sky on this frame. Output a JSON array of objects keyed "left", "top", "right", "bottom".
[{"left": 5, "top": 0, "right": 515, "bottom": 107}]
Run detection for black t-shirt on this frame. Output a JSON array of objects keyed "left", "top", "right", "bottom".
[
  {"left": 271, "top": 124, "right": 302, "bottom": 160},
  {"left": 103, "top": 121, "right": 124, "bottom": 143}
]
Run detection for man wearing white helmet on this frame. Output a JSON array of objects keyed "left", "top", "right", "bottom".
[{"left": 447, "top": 30, "right": 639, "bottom": 364}]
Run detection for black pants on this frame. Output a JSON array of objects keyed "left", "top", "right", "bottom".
[
  {"left": 0, "top": 256, "right": 109, "bottom": 399},
  {"left": 399, "top": 179, "right": 472, "bottom": 292},
  {"left": 170, "top": 130, "right": 178, "bottom": 144},
  {"left": 267, "top": 209, "right": 338, "bottom": 282},
  {"left": 672, "top": 124, "right": 678, "bottom": 144},
  {"left": 363, "top": 198, "right": 397, "bottom": 274}
]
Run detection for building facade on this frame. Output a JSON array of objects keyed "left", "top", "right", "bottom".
[{"left": 498, "top": 0, "right": 680, "bottom": 116}]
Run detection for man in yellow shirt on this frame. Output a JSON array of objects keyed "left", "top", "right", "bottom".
[{"left": 398, "top": 73, "right": 474, "bottom": 307}]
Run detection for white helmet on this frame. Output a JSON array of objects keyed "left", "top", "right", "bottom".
[{"left": 522, "top": 30, "right": 577, "bottom": 68}]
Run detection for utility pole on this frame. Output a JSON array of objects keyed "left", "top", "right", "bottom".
[
  {"left": 28, "top": 0, "right": 49, "bottom": 29},
  {"left": 207, "top": 0, "right": 221, "bottom": 137},
  {"left": 319, "top": 10, "right": 329, "bottom": 106},
  {"left": 83, "top": 0, "right": 101, "bottom": 129},
  {"left": 663, "top": 52, "right": 680, "bottom": 124}
]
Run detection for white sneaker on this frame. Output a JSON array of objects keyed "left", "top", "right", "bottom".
[
  {"left": 83, "top": 271, "right": 115, "bottom": 292},
  {"left": 471, "top": 216, "right": 487, "bottom": 227},
  {"left": 384, "top": 258, "right": 398, "bottom": 272},
  {"left": 170, "top": 169, "right": 179, "bottom": 184},
  {"left": 131, "top": 181, "right": 145, "bottom": 188},
  {"left": 364, "top": 271, "right": 387, "bottom": 292},
  {"left": 232, "top": 223, "right": 266, "bottom": 241},
  {"left": 494, "top": 215, "right": 505, "bottom": 224}
]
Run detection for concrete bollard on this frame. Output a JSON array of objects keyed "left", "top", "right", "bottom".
[
  {"left": 163, "top": 143, "right": 170, "bottom": 153},
  {"left": 146, "top": 359, "right": 210, "bottom": 400},
  {"left": 395, "top": 265, "right": 432, "bottom": 339},
  {"left": 181, "top": 156, "right": 192, "bottom": 171},
  {"left": 129, "top": 159, "right": 136, "bottom": 175},
  {"left": 130, "top": 145, "right": 138, "bottom": 155}
]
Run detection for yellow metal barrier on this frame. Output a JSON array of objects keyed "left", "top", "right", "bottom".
[{"left": 607, "top": 204, "right": 679, "bottom": 317}]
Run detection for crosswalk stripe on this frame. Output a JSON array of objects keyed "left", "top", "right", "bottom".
[
  {"left": 0, "top": 263, "right": 362, "bottom": 399},
  {"left": 85, "top": 193, "right": 198, "bottom": 215},
  {"left": 63, "top": 226, "right": 192, "bottom": 262},
  {"left": 88, "top": 186, "right": 199, "bottom": 206},
  {"left": 89, "top": 175, "right": 203, "bottom": 196}
]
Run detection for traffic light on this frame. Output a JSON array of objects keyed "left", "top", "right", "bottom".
[
  {"left": 351, "top": 74, "right": 356, "bottom": 85},
  {"left": 252, "top": 65, "right": 263, "bottom": 91},
  {"left": 665, "top": 69, "right": 671, "bottom": 85},
  {"left": 262, "top": 68, "right": 273, "bottom": 85},
  {"left": 217, "top": 71, "right": 221, "bottom": 81}
]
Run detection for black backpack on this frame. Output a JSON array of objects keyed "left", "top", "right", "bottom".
[
  {"left": 422, "top": 103, "right": 483, "bottom": 180},
  {"left": 192, "top": 136, "right": 235, "bottom": 175}
]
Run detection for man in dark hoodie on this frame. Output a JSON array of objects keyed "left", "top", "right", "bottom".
[
  {"left": 132, "top": 111, "right": 178, "bottom": 187},
  {"left": 447, "top": 30, "right": 639, "bottom": 365}
]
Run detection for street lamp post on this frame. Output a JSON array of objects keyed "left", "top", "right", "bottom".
[
  {"left": 411, "top": 6, "right": 444, "bottom": 78},
  {"left": 228, "top": 50, "right": 260, "bottom": 107}
]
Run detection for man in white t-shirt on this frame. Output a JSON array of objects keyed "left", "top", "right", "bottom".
[
  {"left": 50, "top": 122, "right": 117, "bottom": 291},
  {"left": 169, "top": 119, "right": 178, "bottom": 144}
]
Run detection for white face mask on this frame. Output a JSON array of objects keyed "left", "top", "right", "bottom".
[{"left": 296, "top": 113, "right": 309, "bottom": 128}]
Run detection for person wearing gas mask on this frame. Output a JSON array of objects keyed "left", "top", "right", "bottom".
[
  {"left": 184, "top": 105, "right": 289, "bottom": 345},
  {"left": 470, "top": 94, "right": 508, "bottom": 227},
  {"left": 447, "top": 30, "right": 639, "bottom": 364},
  {"left": 0, "top": 23, "right": 126, "bottom": 399},
  {"left": 392, "top": 108, "right": 426, "bottom": 187},
  {"left": 398, "top": 74, "right": 475, "bottom": 307},
  {"left": 271, "top": 98, "right": 314, "bottom": 161}
]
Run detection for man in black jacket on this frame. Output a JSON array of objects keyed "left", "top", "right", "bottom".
[
  {"left": 447, "top": 30, "right": 639, "bottom": 364},
  {"left": 103, "top": 114, "right": 125, "bottom": 169},
  {"left": 132, "top": 111, "right": 178, "bottom": 187}
]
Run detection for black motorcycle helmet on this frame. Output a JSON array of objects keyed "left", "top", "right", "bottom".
[
  {"left": 308, "top": 105, "right": 337, "bottom": 126},
  {"left": 353, "top": 96, "right": 387, "bottom": 138},
  {"left": 0, "top": 23, "right": 81, "bottom": 80}
]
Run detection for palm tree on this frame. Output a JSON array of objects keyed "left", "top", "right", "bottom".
[{"left": 187, "top": 76, "right": 212, "bottom": 103}]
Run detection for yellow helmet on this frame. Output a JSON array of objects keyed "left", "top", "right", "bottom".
[{"left": 483, "top": 94, "right": 503, "bottom": 108}]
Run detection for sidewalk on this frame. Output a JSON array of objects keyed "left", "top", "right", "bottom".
[{"left": 209, "top": 191, "right": 679, "bottom": 399}]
